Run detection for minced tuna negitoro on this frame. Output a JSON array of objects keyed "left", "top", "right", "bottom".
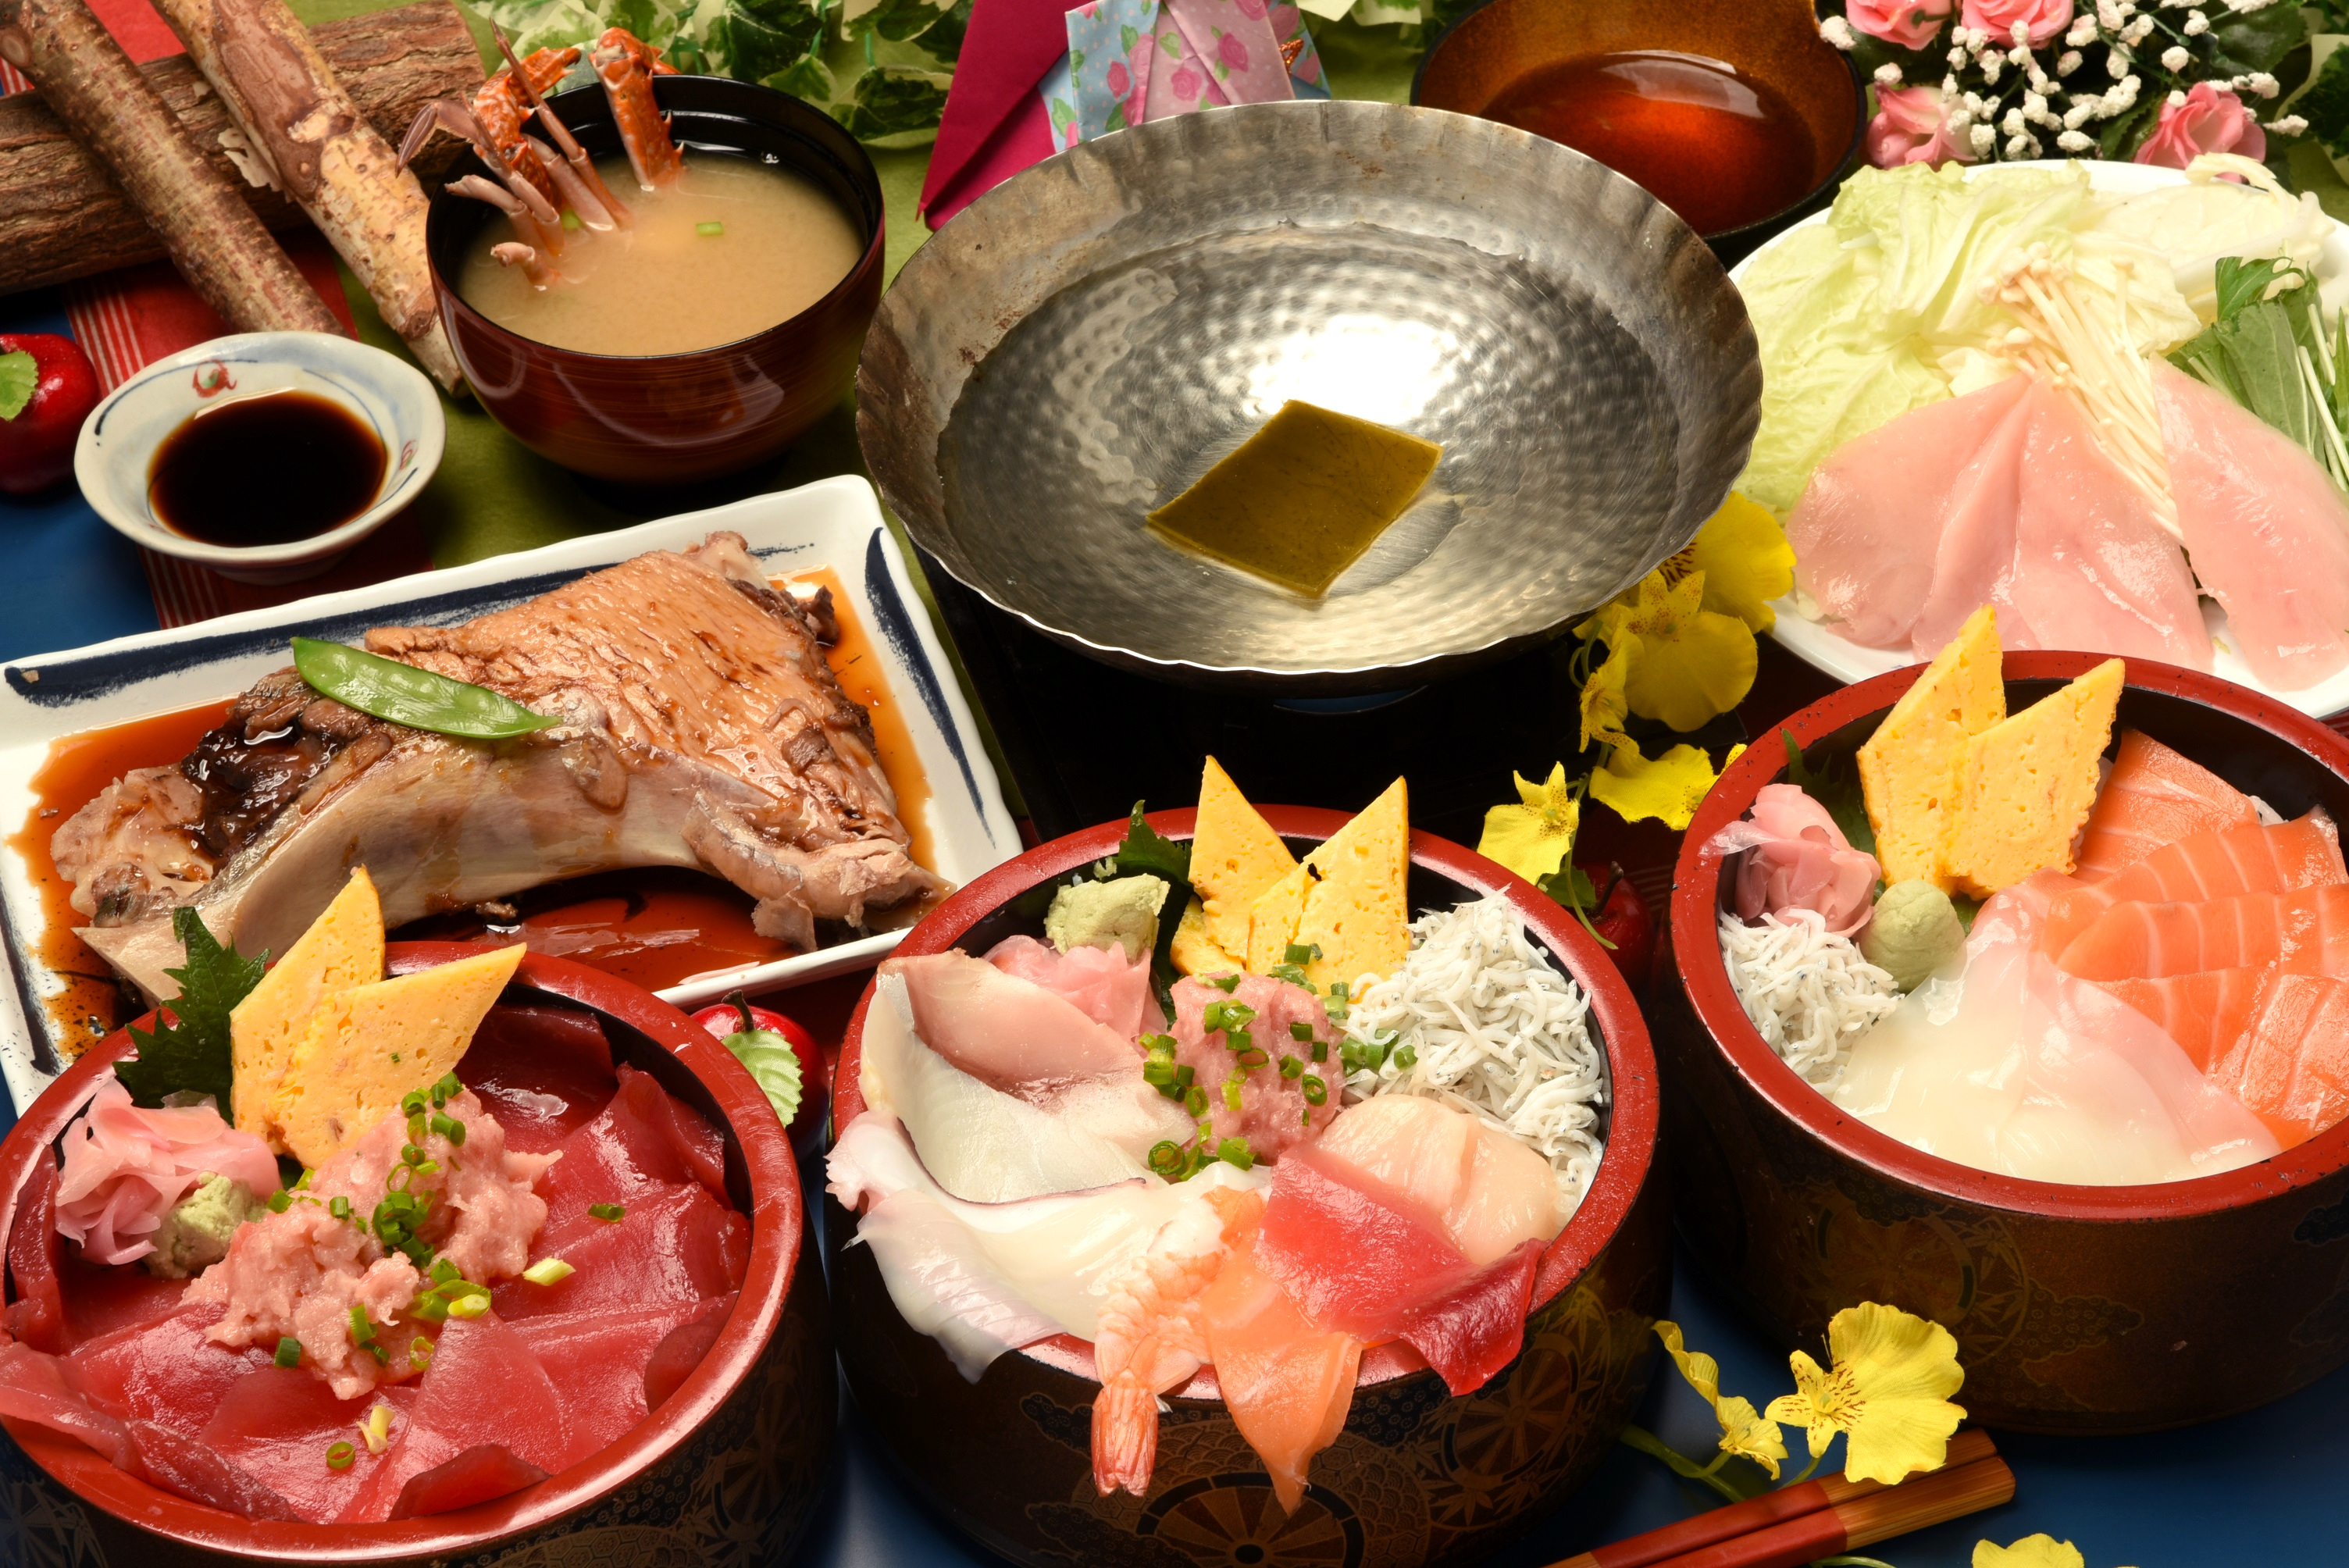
[{"left": 0, "top": 871, "right": 750, "bottom": 1525}]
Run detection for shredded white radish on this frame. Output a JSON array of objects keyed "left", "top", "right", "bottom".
[
  {"left": 1719, "top": 911, "right": 1902, "bottom": 1090},
  {"left": 1344, "top": 893, "right": 1607, "bottom": 1218}
]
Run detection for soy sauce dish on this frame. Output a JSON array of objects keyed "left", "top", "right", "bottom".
[{"left": 73, "top": 333, "right": 444, "bottom": 586}]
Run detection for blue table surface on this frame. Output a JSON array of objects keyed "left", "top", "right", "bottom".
[{"left": 5, "top": 294, "right": 2342, "bottom": 1568}]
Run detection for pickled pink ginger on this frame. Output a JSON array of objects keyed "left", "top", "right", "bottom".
[{"left": 54, "top": 1078, "right": 280, "bottom": 1267}]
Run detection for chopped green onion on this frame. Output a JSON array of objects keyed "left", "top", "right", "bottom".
[
  {"left": 523, "top": 1258, "right": 574, "bottom": 1286},
  {"left": 1289, "top": 1022, "right": 1315, "bottom": 1042},
  {"left": 433, "top": 1071, "right": 462, "bottom": 1105},
  {"left": 1233, "top": 1046, "right": 1268, "bottom": 1069},
  {"left": 1328, "top": 982, "right": 1349, "bottom": 1003},
  {"left": 1147, "top": 1141, "right": 1185, "bottom": 1176},
  {"left": 447, "top": 1293, "right": 490, "bottom": 1320},
  {"left": 1224, "top": 1028, "right": 1254, "bottom": 1056},
  {"left": 294, "top": 1168, "right": 313, "bottom": 1191},
  {"left": 560, "top": 208, "right": 583, "bottom": 230},
  {"left": 326, "top": 1441, "right": 355, "bottom": 1471},
  {"left": 589, "top": 1203, "right": 626, "bottom": 1222},
  {"left": 1218, "top": 1139, "right": 1255, "bottom": 1171},
  {"left": 1157, "top": 1079, "right": 1185, "bottom": 1102},
  {"left": 401, "top": 1144, "right": 423, "bottom": 1167},
  {"left": 1311, "top": 1040, "right": 1328, "bottom": 1062},
  {"left": 430, "top": 1113, "right": 464, "bottom": 1144},
  {"left": 1279, "top": 1055, "right": 1304, "bottom": 1080},
  {"left": 412, "top": 1295, "right": 450, "bottom": 1324},
  {"left": 1200, "top": 1000, "right": 1228, "bottom": 1032},
  {"left": 275, "top": 1336, "right": 302, "bottom": 1368},
  {"left": 328, "top": 1196, "right": 351, "bottom": 1221},
  {"left": 1392, "top": 1044, "right": 1418, "bottom": 1071},
  {"left": 359, "top": 1402, "right": 394, "bottom": 1455},
  {"left": 409, "top": 1336, "right": 434, "bottom": 1370},
  {"left": 1211, "top": 975, "right": 1241, "bottom": 993},
  {"left": 386, "top": 1164, "right": 413, "bottom": 1193},
  {"left": 348, "top": 1305, "right": 376, "bottom": 1345},
  {"left": 1174, "top": 1064, "right": 1196, "bottom": 1088},
  {"left": 697, "top": 219, "right": 725, "bottom": 236},
  {"left": 268, "top": 1189, "right": 291, "bottom": 1213},
  {"left": 1284, "top": 942, "right": 1322, "bottom": 966},
  {"left": 1141, "top": 1033, "right": 1178, "bottom": 1056},
  {"left": 430, "top": 1259, "right": 461, "bottom": 1285},
  {"left": 1301, "top": 1074, "right": 1328, "bottom": 1106},
  {"left": 401, "top": 1089, "right": 427, "bottom": 1117},
  {"left": 1266, "top": 964, "right": 1309, "bottom": 986},
  {"left": 1142, "top": 1058, "right": 1175, "bottom": 1086},
  {"left": 411, "top": 1160, "right": 440, "bottom": 1178},
  {"left": 1221, "top": 1003, "right": 1256, "bottom": 1029},
  {"left": 1222, "top": 1078, "right": 1243, "bottom": 1112},
  {"left": 1184, "top": 1085, "right": 1209, "bottom": 1117}
]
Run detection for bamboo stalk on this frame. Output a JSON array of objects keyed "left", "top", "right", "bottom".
[
  {"left": 1548, "top": 1430, "right": 2001, "bottom": 1568},
  {"left": 146, "top": 0, "right": 464, "bottom": 390},
  {"left": 0, "top": 0, "right": 338, "bottom": 335},
  {"left": 0, "top": 2, "right": 482, "bottom": 295}
]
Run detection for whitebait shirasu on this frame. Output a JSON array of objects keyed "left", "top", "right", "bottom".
[
  {"left": 1718, "top": 910, "right": 1902, "bottom": 1090},
  {"left": 1344, "top": 893, "right": 1606, "bottom": 1218}
]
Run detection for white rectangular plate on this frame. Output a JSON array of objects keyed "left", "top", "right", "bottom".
[{"left": 0, "top": 476, "right": 1022, "bottom": 1114}]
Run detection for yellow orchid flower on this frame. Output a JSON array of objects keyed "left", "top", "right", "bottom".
[
  {"left": 1588, "top": 741, "right": 1738, "bottom": 832},
  {"left": 1974, "top": 1536, "right": 2134, "bottom": 1568},
  {"left": 1580, "top": 636, "right": 1634, "bottom": 754},
  {"left": 1666, "top": 492, "right": 1795, "bottom": 633},
  {"left": 1477, "top": 764, "right": 1580, "bottom": 886},
  {"left": 1654, "top": 1321, "right": 1788, "bottom": 1478},
  {"left": 1763, "top": 1303, "right": 1966, "bottom": 1486},
  {"left": 1580, "top": 570, "right": 1756, "bottom": 732}
]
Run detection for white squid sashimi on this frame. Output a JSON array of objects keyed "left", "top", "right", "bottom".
[
  {"left": 827, "top": 1112, "right": 1267, "bottom": 1379},
  {"left": 1833, "top": 882, "right": 2280, "bottom": 1185},
  {"left": 860, "top": 971, "right": 1190, "bottom": 1203}
]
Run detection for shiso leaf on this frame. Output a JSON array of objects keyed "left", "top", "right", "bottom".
[{"left": 117, "top": 907, "right": 266, "bottom": 1112}]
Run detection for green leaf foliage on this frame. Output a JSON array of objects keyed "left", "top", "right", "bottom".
[
  {"left": 2298, "top": 43, "right": 2349, "bottom": 158},
  {"left": 840, "top": 64, "right": 949, "bottom": 139},
  {"left": 2205, "top": 0, "right": 2307, "bottom": 80},
  {"left": 1106, "top": 801, "right": 1192, "bottom": 1007},
  {"left": 723, "top": 1026, "right": 806, "bottom": 1128},
  {"left": 116, "top": 907, "right": 267, "bottom": 1112},
  {"left": 0, "top": 350, "right": 34, "bottom": 422}
]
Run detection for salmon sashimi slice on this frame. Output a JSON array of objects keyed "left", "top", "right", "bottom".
[
  {"left": 2095, "top": 966, "right": 2272, "bottom": 1073},
  {"left": 2073, "top": 732, "right": 2259, "bottom": 882},
  {"left": 2056, "top": 885, "right": 2349, "bottom": 982},
  {"left": 2208, "top": 972, "right": 2349, "bottom": 1147},
  {"left": 1198, "top": 1216, "right": 1361, "bottom": 1516},
  {"left": 2041, "top": 815, "right": 2346, "bottom": 959}
]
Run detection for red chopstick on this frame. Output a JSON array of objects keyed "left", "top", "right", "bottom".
[{"left": 1550, "top": 1430, "right": 2003, "bottom": 1568}]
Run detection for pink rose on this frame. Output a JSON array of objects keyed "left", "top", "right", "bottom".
[
  {"left": 2133, "top": 81, "right": 2266, "bottom": 168},
  {"left": 1269, "top": 2, "right": 1297, "bottom": 30},
  {"left": 1845, "top": 0, "right": 1951, "bottom": 50},
  {"left": 1107, "top": 61, "right": 1130, "bottom": 95},
  {"left": 1866, "top": 84, "right": 1977, "bottom": 169},
  {"left": 1236, "top": 0, "right": 1267, "bottom": 16},
  {"left": 1958, "top": 0, "right": 2069, "bottom": 44},
  {"left": 1171, "top": 65, "right": 1203, "bottom": 100},
  {"left": 1217, "top": 31, "right": 1249, "bottom": 69}
]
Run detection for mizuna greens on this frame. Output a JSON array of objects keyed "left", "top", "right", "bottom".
[{"left": 2169, "top": 256, "right": 2349, "bottom": 490}]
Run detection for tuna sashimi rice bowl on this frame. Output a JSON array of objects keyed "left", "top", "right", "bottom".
[
  {"left": 1739, "top": 153, "right": 2349, "bottom": 711},
  {"left": 0, "top": 868, "right": 814, "bottom": 1552},
  {"left": 826, "top": 758, "right": 1665, "bottom": 1544}
]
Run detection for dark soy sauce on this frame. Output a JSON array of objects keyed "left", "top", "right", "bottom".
[
  {"left": 1482, "top": 51, "right": 1816, "bottom": 237},
  {"left": 148, "top": 390, "right": 387, "bottom": 546}
]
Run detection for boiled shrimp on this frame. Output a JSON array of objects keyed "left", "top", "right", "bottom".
[{"left": 1090, "top": 1187, "right": 1262, "bottom": 1497}]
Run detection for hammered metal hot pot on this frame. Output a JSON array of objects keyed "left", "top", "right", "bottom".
[{"left": 858, "top": 98, "right": 1762, "bottom": 694}]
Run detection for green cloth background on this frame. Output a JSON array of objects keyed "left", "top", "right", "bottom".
[{"left": 334, "top": 5, "right": 1429, "bottom": 568}]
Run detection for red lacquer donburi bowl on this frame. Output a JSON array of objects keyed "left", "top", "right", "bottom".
[
  {"left": 426, "top": 77, "right": 885, "bottom": 485},
  {"left": 1662, "top": 653, "right": 2349, "bottom": 1434},
  {"left": 828, "top": 806, "right": 1671, "bottom": 1568},
  {"left": 0, "top": 944, "right": 833, "bottom": 1564}
]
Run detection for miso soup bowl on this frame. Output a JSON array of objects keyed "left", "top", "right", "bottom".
[
  {"left": 1661, "top": 653, "right": 2349, "bottom": 1435},
  {"left": 827, "top": 807, "right": 1671, "bottom": 1568},
  {"left": 426, "top": 77, "right": 885, "bottom": 485},
  {"left": 0, "top": 945, "right": 834, "bottom": 1565}
]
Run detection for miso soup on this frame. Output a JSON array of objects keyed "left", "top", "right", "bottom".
[{"left": 455, "top": 152, "right": 865, "bottom": 357}]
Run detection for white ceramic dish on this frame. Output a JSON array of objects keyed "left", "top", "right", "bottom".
[
  {"left": 1734, "top": 159, "right": 2349, "bottom": 719},
  {"left": 0, "top": 476, "right": 1022, "bottom": 1113},
  {"left": 73, "top": 332, "right": 445, "bottom": 585}
]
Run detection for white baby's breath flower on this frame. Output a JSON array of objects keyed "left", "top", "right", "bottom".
[
  {"left": 1945, "top": 73, "right": 1963, "bottom": 95},
  {"left": 2169, "top": 87, "right": 2188, "bottom": 107},
  {"left": 2122, "top": 13, "right": 2155, "bottom": 42},
  {"left": 1949, "top": 42, "right": 1969, "bottom": 67},
  {"left": 2058, "top": 48, "right": 2083, "bottom": 74},
  {"left": 2005, "top": 130, "right": 2042, "bottom": 159},
  {"left": 1875, "top": 61, "right": 1905, "bottom": 86},
  {"left": 1947, "top": 105, "right": 1973, "bottom": 130},
  {"left": 2012, "top": 20, "right": 2031, "bottom": 46},
  {"left": 2107, "top": 48, "right": 2131, "bottom": 76},
  {"left": 1820, "top": 14, "right": 1856, "bottom": 48},
  {"left": 2159, "top": 44, "right": 2190, "bottom": 69},
  {"left": 2001, "top": 105, "right": 2027, "bottom": 134},
  {"left": 2183, "top": 9, "right": 2208, "bottom": 33},
  {"left": 2067, "top": 12, "right": 2101, "bottom": 45},
  {"left": 1982, "top": 52, "right": 2005, "bottom": 82},
  {"left": 2095, "top": 0, "right": 2123, "bottom": 21},
  {"left": 1973, "top": 121, "right": 1998, "bottom": 152},
  {"left": 2271, "top": 113, "right": 2309, "bottom": 136},
  {"left": 2058, "top": 128, "right": 2095, "bottom": 151},
  {"left": 2248, "top": 71, "right": 2279, "bottom": 98},
  {"left": 2063, "top": 99, "right": 2096, "bottom": 127}
]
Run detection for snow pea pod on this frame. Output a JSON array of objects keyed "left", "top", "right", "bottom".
[{"left": 291, "top": 636, "right": 561, "bottom": 739}]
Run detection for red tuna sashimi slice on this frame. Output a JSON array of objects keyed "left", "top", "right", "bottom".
[
  {"left": 1198, "top": 1217, "right": 1360, "bottom": 1516},
  {"left": 2042, "top": 816, "right": 2347, "bottom": 958},
  {"left": 5, "top": 1156, "right": 66, "bottom": 1353},
  {"left": 1788, "top": 375, "right": 2032, "bottom": 650},
  {"left": 1256, "top": 1150, "right": 1538, "bottom": 1395},
  {"left": 66, "top": 1300, "right": 264, "bottom": 1434},
  {"left": 0, "top": 1340, "right": 133, "bottom": 1467},
  {"left": 1907, "top": 380, "right": 2034, "bottom": 660},
  {"left": 458, "top": 1005, "right": 619, "bottom": 1155},
  {"left": 390, "top": 1443, "right": 552, "bottom": 1520},
  {"left": 643, "top": 1291, "right": 736, "bottom": 1413},
  {"left": 512, "top": 1295, "right": 731, "bottom": 1463},
  {"left": 198, "top": 1365, "right": 412, "bottom": 1523},
  {"left": 2056, "top": 885, "right": 2349, "bottom": 982},
  {"left": 2208, "top": 972, "right": 2349, "bottom": 1148},
  {"left": 497, "top": 1180, "right": 749, "bottom": 1320},
  {"left": 2096, "top": 967, "right": 2272, "bottom": 1073},
  {"left": 342, "top": 1313, "right": 569, "bottom": 1523},
  {"left": 535, "top": 1066, "right": 729, "bottom": 1235},
  {"left": 129, "top": 1417, "right": 302, "bottom": 1520},
  {"left": 1997, "top": 381, "right": 2208, "bottom": 669},
  {"left": 62, "top": 1254, "right": 190, "bottom": 1345},
  {"left": 2156, "top": 361, "right": 2349, "bottom": 691},
  {"left": 2074, "top": 732, "right": 2260, "bottom": 882}
]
